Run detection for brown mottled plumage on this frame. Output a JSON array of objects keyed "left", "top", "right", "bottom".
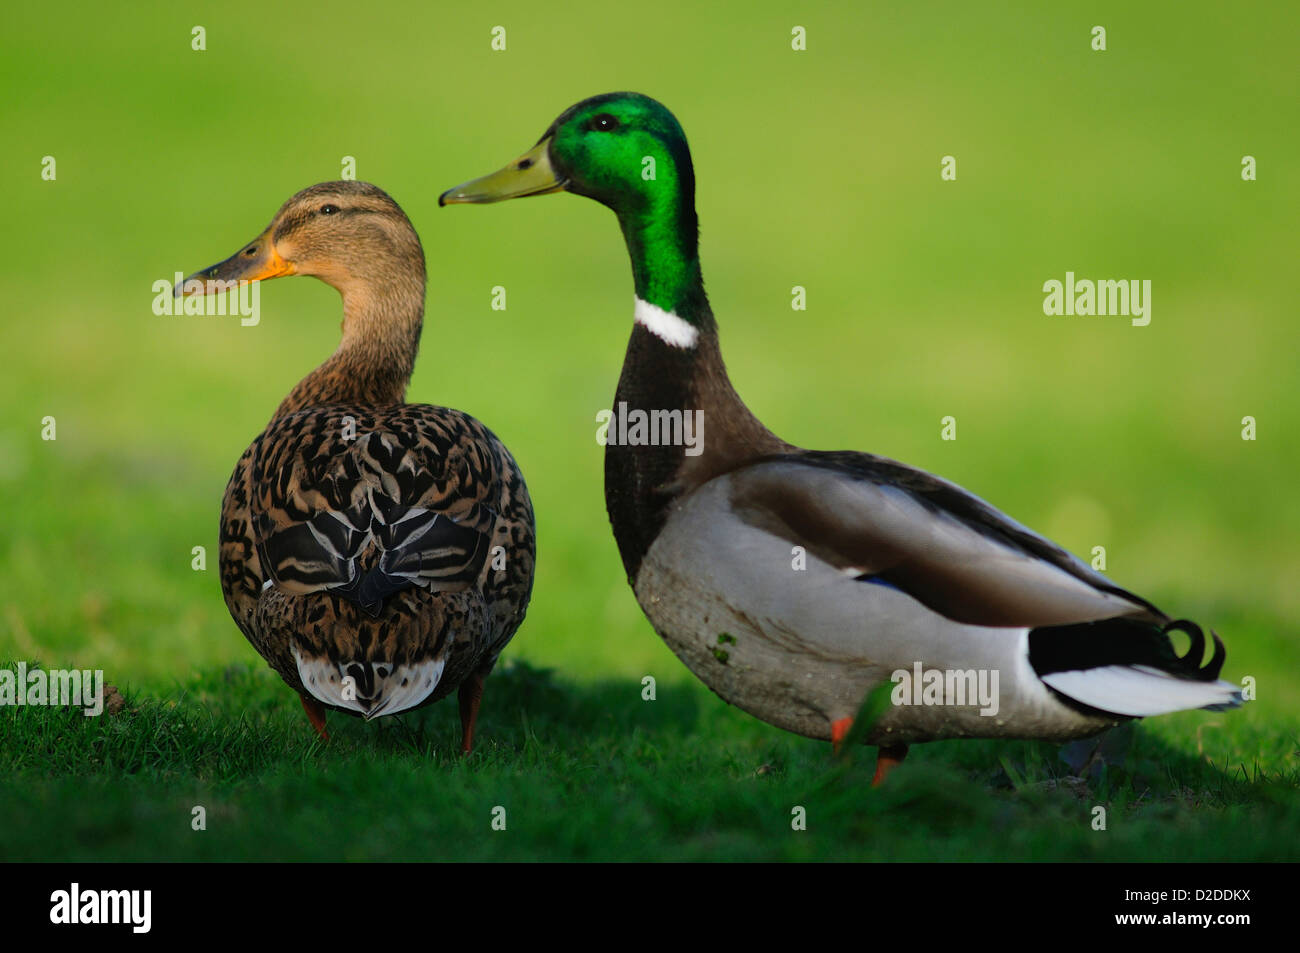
[{"left": 179, "top": 182, "right": 535, "bottom": 749}]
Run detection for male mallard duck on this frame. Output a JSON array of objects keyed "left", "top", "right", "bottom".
[
  {"left": 440, "top": 93, "right": 1241, "bottom": 781},
  {"left": 178, "top": 181, "right": 535, "bottom": 750}
]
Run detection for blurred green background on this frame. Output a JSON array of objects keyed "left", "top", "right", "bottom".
[{"left": 0, "top": 1, "right": 1296, "bottom": 860}]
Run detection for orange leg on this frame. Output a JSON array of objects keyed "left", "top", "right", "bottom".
[
  {"left": 299, "top": 693, "right": 330, "bottom": 741},
  {"left": 872, "top": 744, "right": 909, "bottom": 786},
  {"left": 458, "top": 669, "right": 487, "bottom": 755},
  {"left": 830, "top": 717, "right": 854, "bottom": 755}
]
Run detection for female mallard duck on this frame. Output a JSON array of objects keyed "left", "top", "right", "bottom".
[
  {"left": 178, "top": 181, "right": 535, "bottom": 751},
  {"left": 440, "top": 93, "right": 1240, "bottom": 782}
]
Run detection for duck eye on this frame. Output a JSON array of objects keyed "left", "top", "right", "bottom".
[
  {"left": 320, "top": 204, "right": 339, "bottom": 215},
  {"left": 591, "top": 113, "right": 619, "bottom": 132}
]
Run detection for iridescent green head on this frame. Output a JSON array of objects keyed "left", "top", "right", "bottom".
[
  {"left": 441, "top": 92, "right": 692, "bottom": 212},
  {"left": 441, "top": 92, "right": 704, "bottom": 316}
]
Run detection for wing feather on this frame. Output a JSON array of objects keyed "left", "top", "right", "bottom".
[
  {"left": 251, "top": 408, "right": 497, "bottom": 613},
  {"left": 728, "top": 453, "right": 1162, "bottom": 628}
]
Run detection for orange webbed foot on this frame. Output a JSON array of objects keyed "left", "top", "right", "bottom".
[
  {"left": 830, "top": 716, "right": 854, "bottom": 755},
  {"left": 872, "top": 745, "right": 909, "bottom": 786},
  {"left": 299, "top": 693, "right": 330, "bottom": 741},
  {"left": 458, "top": 669, "right": 488, "bottom": 755}
]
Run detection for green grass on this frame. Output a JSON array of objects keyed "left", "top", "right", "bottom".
[
  {"left": 2, "top": 0, "right": 1298, "bottom": 861},
  {"left": 2, "top": 661, "right": 1297, "bottom": 862}
]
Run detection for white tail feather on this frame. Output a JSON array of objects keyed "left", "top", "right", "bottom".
[
  {"left": 293, "top": 645, "right": 445, "bottom": 720},
  {"left": 1042, "top": 665, "right": 1243, "bottom": 717}
]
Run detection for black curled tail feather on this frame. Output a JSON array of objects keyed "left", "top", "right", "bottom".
[
  {"left": 1029, "top": 616, "right": 1229, "bottom": 681},
  {"left": 1162, "top": 619, "right": 1226, "bottom": 681}
]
